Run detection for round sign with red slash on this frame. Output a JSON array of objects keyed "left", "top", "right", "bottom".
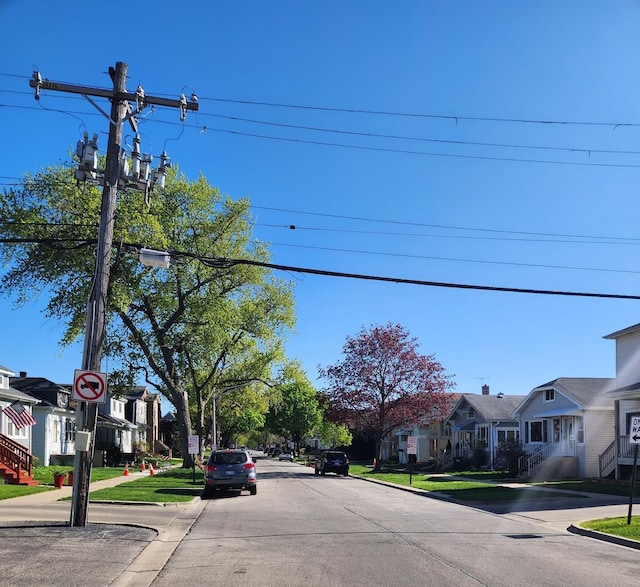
[{"left": 73, "top": 369, "right": 107, "bottom": 403}]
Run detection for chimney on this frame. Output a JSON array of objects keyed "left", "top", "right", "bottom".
[
  {"left": 19, "top": 371, "right": 27, "bottom": 378},
  {"left": 482, "top": 384, "right": 490, "bottom": 396}
]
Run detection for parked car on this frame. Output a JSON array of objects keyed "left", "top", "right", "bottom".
[
  {"left": 279, "top": 452, "right": 293, "bottom": 462},
  {"left": 203, "top": 449, "right": 257, "bottom": 496},
  {"left": 315, "top": 450, "right": 349, "bottom": 476}
]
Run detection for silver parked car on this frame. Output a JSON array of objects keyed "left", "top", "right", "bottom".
[{"left": 203, "top": 449, "right": 257, "bottom": 497}]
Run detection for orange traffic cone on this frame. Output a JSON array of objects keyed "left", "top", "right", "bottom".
[
  {"left": 123, "top": 463, "right": 130, "bottom": 476},
  {"left": 149, "top": 464, "right": 155, "bottom": 476},
  {"left": 140, "top": 461, "right": 146, "bottom": 471},
  {"left": 372, "top": 458, "right": 377, "bottom": 469}
]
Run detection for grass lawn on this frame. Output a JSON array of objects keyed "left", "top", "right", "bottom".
[
  {"left": 581, "top": 517, "right": 640, "bottom": 542},
  {"left": 348, "top": 465, "right": 581, "bottom": 502},
  {"left": 88, "top": 467, "right": 202, "bottom": 503},
  {"left": 0, "top": 466, "right": 132, "bottom": 501}
]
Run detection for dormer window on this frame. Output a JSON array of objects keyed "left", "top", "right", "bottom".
[
  {"left": 466, "top": 409, "right": 475, "bottom": 419},
  {"left": 543, "top": 389, "right": 555, "bottom": 402}
]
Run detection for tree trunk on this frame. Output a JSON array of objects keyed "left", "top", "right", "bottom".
[{"left": 174, "top": 393, "right": 194, "bottom": 468}]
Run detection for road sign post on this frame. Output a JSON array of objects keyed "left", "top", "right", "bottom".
[
  {"left": 188, "top": 435, "right": 199, "bottom": 483},
  {"left": 407, "top": 436, "right": 418, "bottom": 485},
  {"left": 627, "top": 417, "right": 640, "bottom": 524}
]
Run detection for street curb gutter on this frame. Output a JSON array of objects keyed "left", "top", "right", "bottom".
[
  {"left": 110, "top": 498, "right": 207, "bottom": 587},
  {"left": 568, "top": 524, "right": 640, "bottom": 550}
]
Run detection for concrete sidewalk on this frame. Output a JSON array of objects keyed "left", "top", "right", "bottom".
[{"left": 0, "top": 469, "right": 205, "bottom": 587}]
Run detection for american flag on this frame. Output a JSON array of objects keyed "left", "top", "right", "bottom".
[{"left": 2, "top": 401, "right": 37, "bottom": 429}]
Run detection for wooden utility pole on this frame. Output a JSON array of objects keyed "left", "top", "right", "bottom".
[{"left": 29, "top": 62, "right": 197, "bottom": 526}]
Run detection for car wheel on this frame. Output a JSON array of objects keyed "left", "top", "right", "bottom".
[
  {"left": 202, "top": 486, "right": 213, "bottom": 499},
  {"left": 320, "top": 469, "right": 326, "bottom": 476},
  {"left": 249, "top": 485, "right": 257, "bottom": 496},
  {"left": 314, "top": 467, "right": 319, "bottom": 476}
]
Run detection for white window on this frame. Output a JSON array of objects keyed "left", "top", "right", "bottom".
[
  {"left": 543, "top": 389, "right": 555, "bottom": 402},
  {"left": 467, "top": 409, "right": 475, "bottom": 419},
  {"left": 497, "top": 430, "right": 519, "bottom": 443},
  {"left": 575, "top": 416, "right": 584, "bottom": 444},
  {"left": 7, "top": 420, "right": 28, "bottom": 439}
]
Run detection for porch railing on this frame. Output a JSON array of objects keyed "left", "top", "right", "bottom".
[
  {"left": 0, "top": 433, "right": 33, "bottom": 477},
  {"left": 518, "top": 443, "right": 564, "bottom": 477},
  {"left": 599, "top": 435, "right": 637, "bottom": 477}
]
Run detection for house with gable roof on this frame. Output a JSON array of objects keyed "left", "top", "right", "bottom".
[
  {"left": 444, "top": 385, "right": 525, "bottom": 469},
  {"left": 10, "top": 372, "right": 77, "bottom": 466},
  {"left": 513, "top": 377, "right": 615, "bottom": 479},
  {"left": 599, "top": 323, "right": 640, "bottom": 479},
  {"left": 0, "top": 364, "right": 39, "bottom": 485}
]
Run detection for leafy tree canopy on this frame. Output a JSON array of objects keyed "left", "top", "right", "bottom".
[{"left": 0, "top": 163, "right": 297, "bottom": 464}]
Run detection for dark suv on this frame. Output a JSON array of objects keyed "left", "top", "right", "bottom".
[{"left": 315, "top": 450, "right": 349, "bottom": 476}]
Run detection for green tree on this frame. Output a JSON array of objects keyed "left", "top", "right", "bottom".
[
  {"left": 214, "top": 385, "right": 270, "bottom": 449},
  {"left": 266, "top": 377, "right": 323, "bottom": 454},
  {"left": 0, "top": 164, "right": 296, "bottom": 466},
  {"left": 315, "top": 420, "right": 353, "bottom": 449}
]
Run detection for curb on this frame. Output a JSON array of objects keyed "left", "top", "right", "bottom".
[
  {"left": 568, "top": 524, "right": 640, "bottom": 550},
  {"left": 111, "top": 497, "right": 207, "bottom": 587}
]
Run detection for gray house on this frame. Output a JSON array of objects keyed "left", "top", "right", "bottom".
[
  {"left": 444, "top": 386, "right": 525, "bottom": 469},
  {"left": 513, "top": 378, "right": 615, "bottom": 479}
]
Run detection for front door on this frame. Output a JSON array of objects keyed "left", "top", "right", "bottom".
[{"left": 563, "top": 418, "right": 575, "bottom": 455}]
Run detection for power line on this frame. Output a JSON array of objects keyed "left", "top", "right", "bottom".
[
  {"left": 199, "top": 96, "right": 640, "bottom": 129},
  {"left": 256, "top": 222, "right": 640, "bottom": 246},
  {"left": 250, "top": 205, "right": 640, "bottom": 243},
  {"left": 179, "top": 251, "right": 640, "bottom": 301},
  {"left": 265, "top": 241, "right": 640, "bottom": 275},
  {"left": 5, "top": 236, "right": 638, "bottom": 299}
]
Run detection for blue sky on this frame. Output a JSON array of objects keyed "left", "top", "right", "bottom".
[{"left": 1, "top": 2, "right": 640, "bottom": 411}]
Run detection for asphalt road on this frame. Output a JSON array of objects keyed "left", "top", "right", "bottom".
[{"left": 151, "top": 456, "right": 640, "bottom": 587}]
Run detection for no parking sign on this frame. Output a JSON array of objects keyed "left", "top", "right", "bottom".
[{"left": 72, "top": 369, "right": 107, "bottom": 403}]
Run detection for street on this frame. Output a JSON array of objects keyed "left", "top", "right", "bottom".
[{"left": 152, "top": 456, "right": 640, "bottom": 586}]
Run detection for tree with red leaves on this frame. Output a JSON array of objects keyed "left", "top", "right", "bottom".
[{"left": 319, "top": 323, "right": 455, "bottom": 469}]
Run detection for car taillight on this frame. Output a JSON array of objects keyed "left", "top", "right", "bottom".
[
  {"left": 205, "top": 464, "right": 217, "bottom": 472},
  {"left": 243, "top": 462, "right": 255, "bottom": 470}
]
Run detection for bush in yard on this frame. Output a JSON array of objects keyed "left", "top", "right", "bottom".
[{"left": 495, "top": 440, "right": 526, "bottom": 477}]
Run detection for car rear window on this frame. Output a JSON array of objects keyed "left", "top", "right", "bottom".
[
  {"left": 327, "top": 452, "right": 346, "bottom": 460},
  {"left": 211, "top": 452, "right": 248, "bottom": 465}
]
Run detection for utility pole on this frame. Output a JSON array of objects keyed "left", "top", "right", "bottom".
[{"left": 29, "top": 62, "right": 197, "bottom": 527}]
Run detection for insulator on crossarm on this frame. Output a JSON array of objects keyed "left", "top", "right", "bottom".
[{"left": 131, "top": 134, "right": 141, "bottom": 180}]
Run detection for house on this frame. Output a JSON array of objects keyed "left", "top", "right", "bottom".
[
  {"left": 513, "top": 377, "right": 615, "bottom": 479},
  {"left": 445, "top": 386, "right": 525, "bottom": 469},
  {"left": 0, "top": 364, "right": 39, "bottom": 485},
  {"left": 123, "top": 385, "right": 167, "bottom": 455},
  {"left": 599, "top": 323, "right": 640, "bottom": 479},
  {"left": 95, "top": 394, "right": 135, "bottom": 463},
  {"left": 390, "top": 393, "right": 462, "bottom": 466},
  {"left": 9, "top": 372, "right": 77, "bottom": 466}
]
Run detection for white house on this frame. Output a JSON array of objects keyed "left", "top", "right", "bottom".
[
  {"left": 600, "top": 323, "right": 640, "bottom": 479},
  {"left": 9, "top": 373, "right": 76, "bottom": 466},
  {"left": 0, "top": 364, "right": 39, "bottom": 485},
  {"left": 513, "top": 378, "right": 615, "bottom": 479}
]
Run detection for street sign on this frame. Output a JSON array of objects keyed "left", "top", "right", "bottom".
[
  {"left": 407, "top": 436, "right": 418, "bottom": 455},
  {"left": 630, "top": 416, "right": 640, "bottom": 444},
  {"left": 72, "top": 369, "right": 107, "bottom": 403},
  {"left": 188, "top": 434, "right": 199, "bottom": 454}
]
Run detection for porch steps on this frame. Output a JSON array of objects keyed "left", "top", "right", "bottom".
[{"left": 0, "top": 462, "right": 39, "bottom": 486}]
